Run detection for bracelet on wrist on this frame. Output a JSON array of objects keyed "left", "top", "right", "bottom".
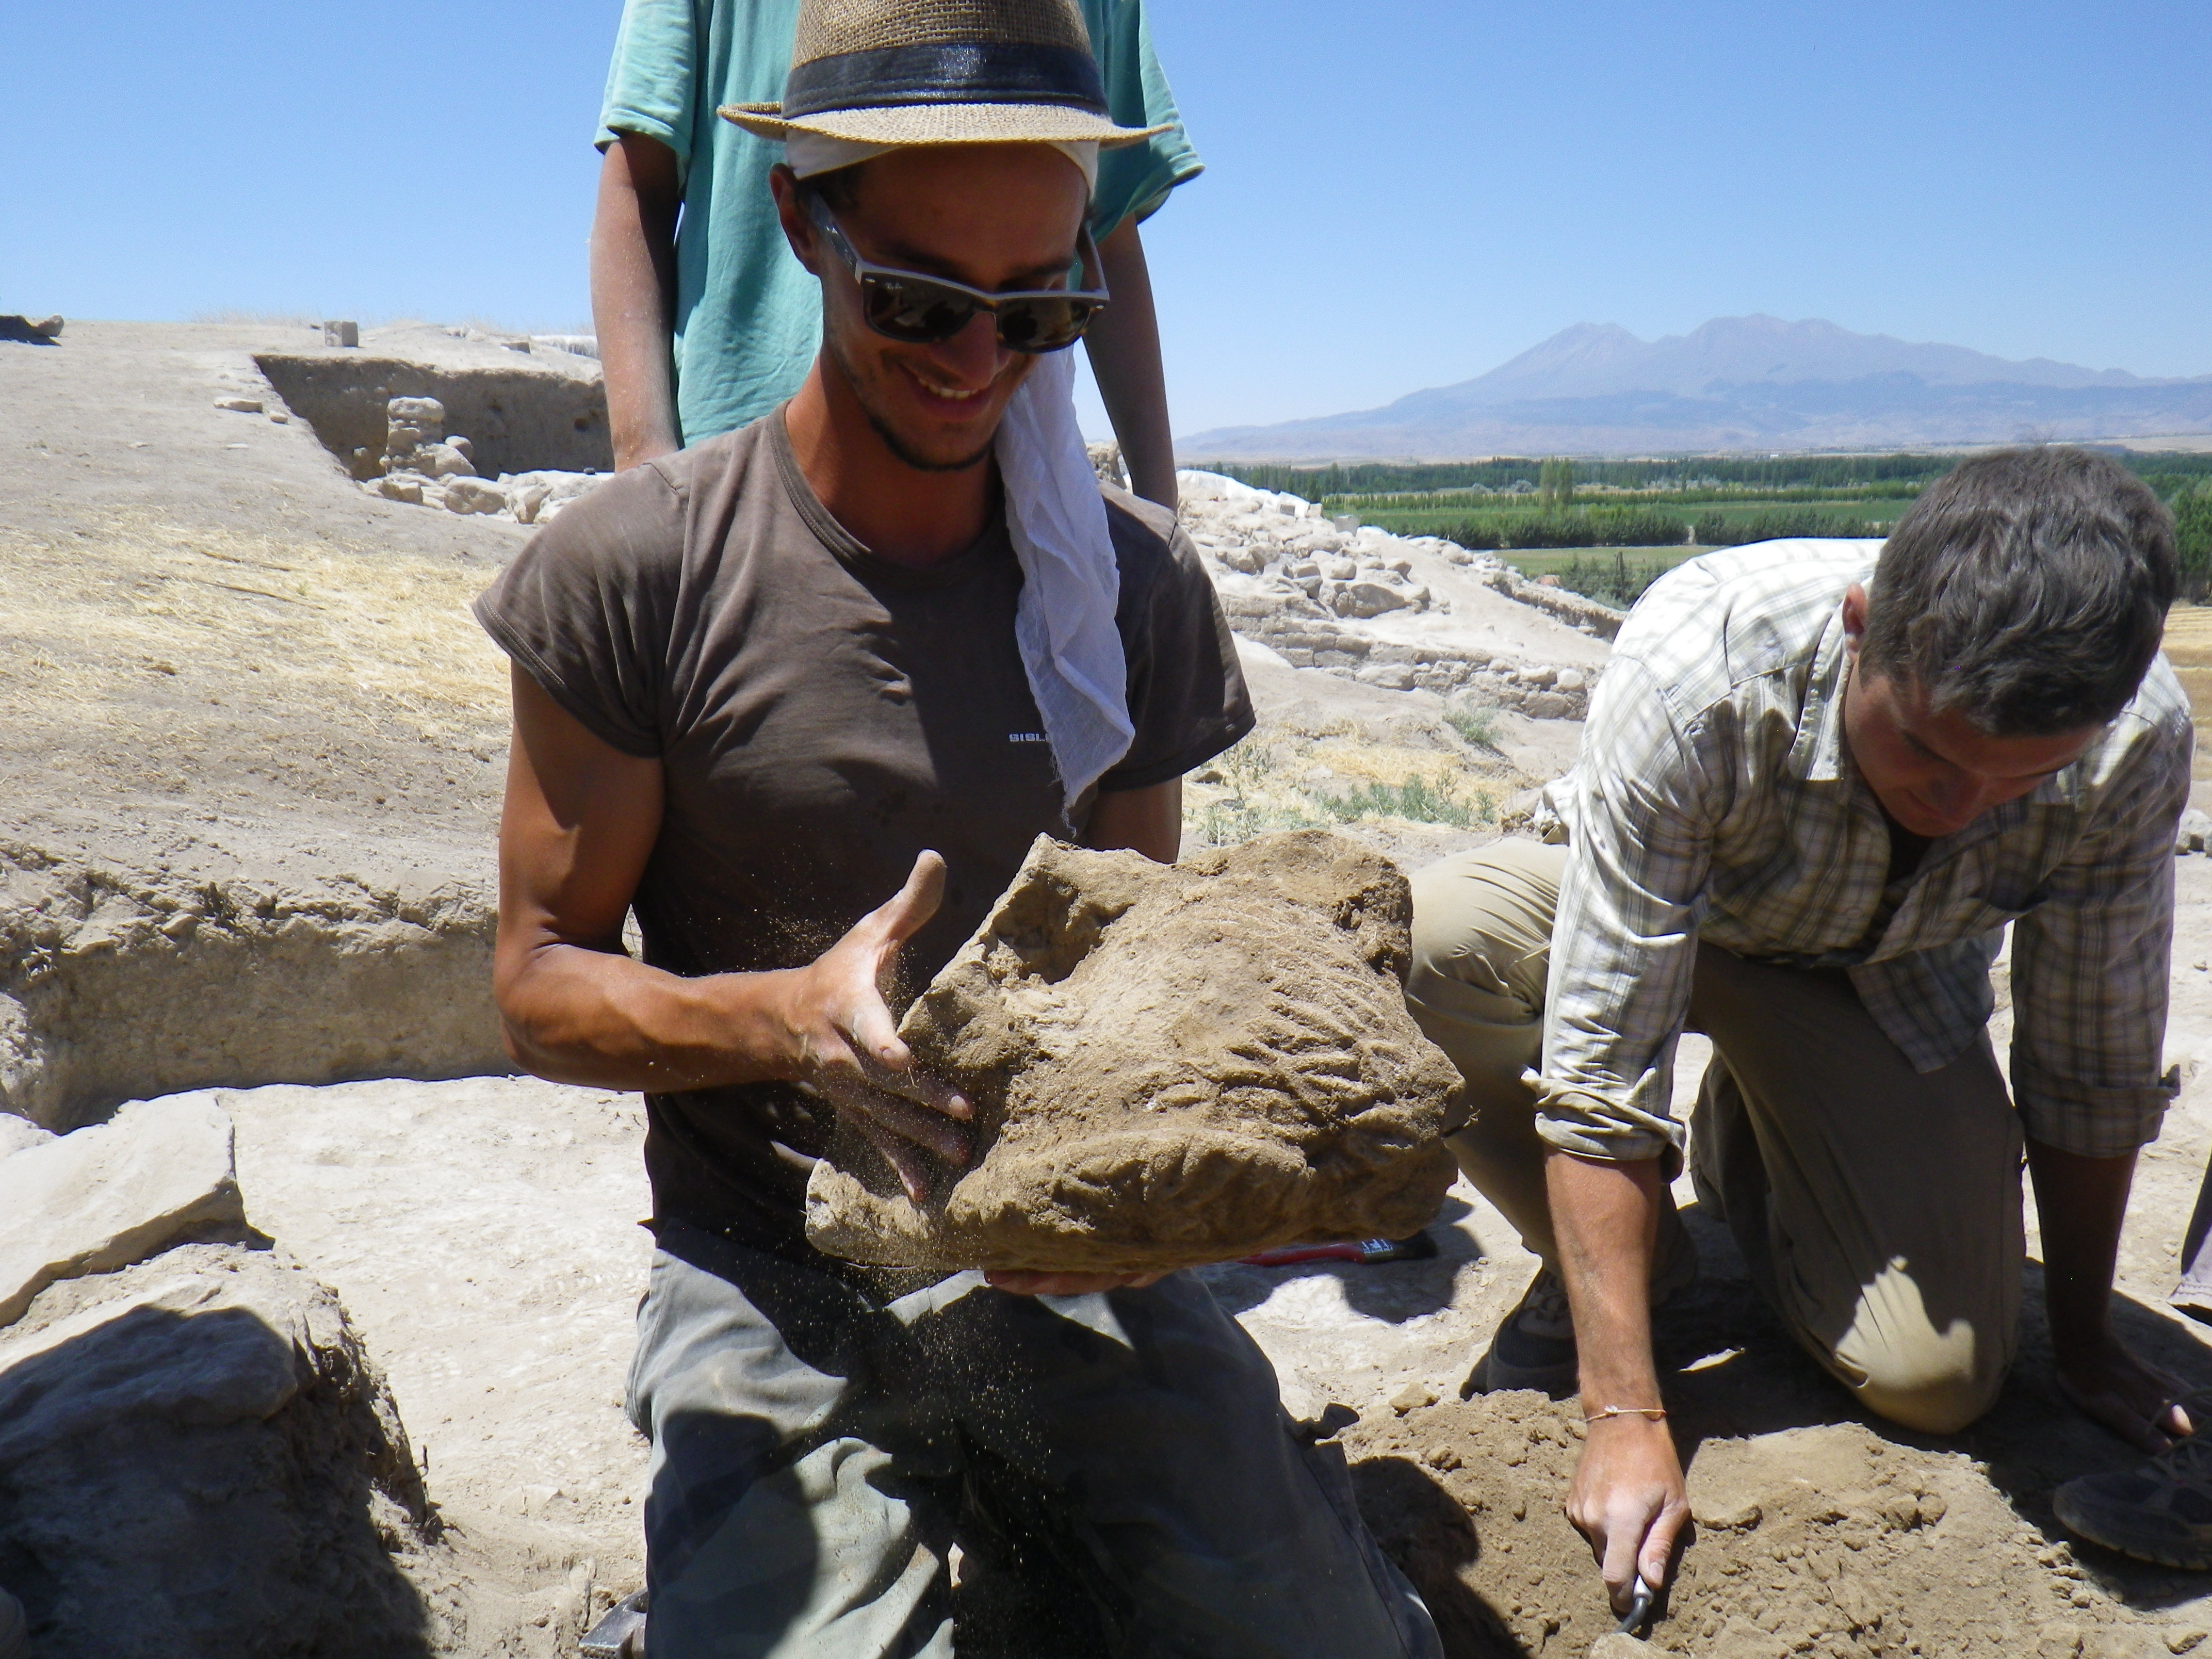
[{"left": 1583, "top": 1405, "right": 1668, "bottom": 1425}]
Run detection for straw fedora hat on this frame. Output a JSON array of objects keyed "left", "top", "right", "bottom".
[{"left": 720, "top": 0, "right": 1166, "bottom": 148}]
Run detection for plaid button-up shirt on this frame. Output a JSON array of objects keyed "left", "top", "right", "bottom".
[{"left": 1535, "top": 540, "right": 2192, "bottom": 1163}]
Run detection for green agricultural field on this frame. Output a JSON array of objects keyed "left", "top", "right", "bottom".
[
  {"left": 1499, "top": 547, "right": 1698, "bottom": 579},
  {"left": 1202, "top": 451, "right": 2212, "bottom": 612},
  {"left": 1342, "top": 482, "right": 1924, "bottom": 515},
  {"left": 1361, "top": 497, "right": 1912, "bottom": 542},
  {"left": 1491, "top": 548, "right": 1695, "bottom": 609},
  {"left": 1667, "top": 497, "right": 1910, "bottom": 530}
]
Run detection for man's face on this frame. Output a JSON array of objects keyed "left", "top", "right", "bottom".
[
  {"left": 1840, "top": 588, "right": 2101, "bottom": 838},
  {"left": 780, "top": 144, "right": 1088, "bottom": 474}
]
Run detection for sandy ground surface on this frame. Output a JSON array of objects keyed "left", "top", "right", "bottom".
[
  {"left": 0, "top": 320, "right": 1584, "bottom": 884},
  {"left": 2158, "top": 605, "right": 2212, "bottom": 786},
  {"left": 0, "top": 320, "right": 527, "bottom": 901}
]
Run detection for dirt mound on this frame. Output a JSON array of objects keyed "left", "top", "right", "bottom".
[
  {"left": 805, "top": 830, "right": 1466, "bottom": 1272},
  {"left": 1347, "top": 1378, "right": 2199, "bottom": 1659}
]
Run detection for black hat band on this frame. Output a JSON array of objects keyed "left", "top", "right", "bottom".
[{"left": 783, "top": 41, "right": 1109, "bottom": 118}]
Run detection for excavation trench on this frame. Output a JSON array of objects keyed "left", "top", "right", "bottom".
[
  {"left": 255, "top": 355, "right": 612, "bottom": 481},
  {"left": 0, "top": 844, "right": 508, "bottom": 1131}
]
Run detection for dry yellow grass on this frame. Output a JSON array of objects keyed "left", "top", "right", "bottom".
[
  {"left": 0, "top": 508, "right": 510, "bottom": 760},
  {"left": 2165, "top": 605, "right": 2212, "bottom": 780}
]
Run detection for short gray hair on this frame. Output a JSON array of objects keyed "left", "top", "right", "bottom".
[{"left": 1862, "top": 446, "right": 2176, "bottom": 735}]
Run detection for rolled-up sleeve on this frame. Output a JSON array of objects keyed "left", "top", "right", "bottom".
[
  {"left": 1086, "top": 0, "right": 1202, "bottom": 237},
  {"left": 1535, "top": 657, "right": 1723, "bottom": 1163},
  {"left": 2010, "top": 704, "right": 2192, "bottom": 1156},
  {"left": 596, "top": 0, "right": 699, "bottom": 183}
]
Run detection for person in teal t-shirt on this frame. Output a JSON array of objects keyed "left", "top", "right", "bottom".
[{"left": 588, "top": 0, "right": 1200, "bottom": 507}]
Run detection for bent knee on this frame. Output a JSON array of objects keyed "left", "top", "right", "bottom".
[
  {"left": 1407, "top": 852, "right": 1558, "bottom": 998},
  {"left": 1845, "top": 1347, "right": 2009, "bottom": 1435}
]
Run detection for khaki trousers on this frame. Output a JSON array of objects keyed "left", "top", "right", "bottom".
[{"left": 1406, "top": 840, "right": 2024, "bottom": 1434}]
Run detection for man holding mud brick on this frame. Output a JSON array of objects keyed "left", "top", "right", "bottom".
[
  {"left": 473, "top": 0, "right": 1442, "bottom": 1652},
  {"left": 1407, "top": 448, "right": 2194, "bottom": 1612}
]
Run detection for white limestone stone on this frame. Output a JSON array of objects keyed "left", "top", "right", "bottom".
[
  {"left": 0, "top": 1117, "right": 51, "bottom": 1160},
  {"left": 0, "top": 1093, "right": 245, "bottom": 1327}
]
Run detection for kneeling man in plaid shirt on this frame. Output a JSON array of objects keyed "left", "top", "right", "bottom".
[{"left": 1408, "top": 446, "right": 2191, "bottom": 1608}]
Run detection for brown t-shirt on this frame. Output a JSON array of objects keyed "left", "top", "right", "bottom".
[{"left": 475, "top": 411, "right": 1253, "bottom": 1251}]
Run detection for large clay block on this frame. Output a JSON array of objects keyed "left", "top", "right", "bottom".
[
  {"left": 806, "top": 830, "right": 1467, "bottom": 1272},
  {"left": 0, "top": 1092, "right": 246, "bottom": 1327}
]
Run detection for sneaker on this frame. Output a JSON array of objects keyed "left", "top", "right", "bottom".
[
  {"left": 1475, "top": 1266, "right": 1579, "bottom": 1394},
  {"left": 1471, "top": 1230, "right": 1701, "bottom": 1397},
  {"left": 2055, "top": 1433, "right": 2212, "bottom": 1570}
]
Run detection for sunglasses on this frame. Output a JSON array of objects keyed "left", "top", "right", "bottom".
[{"left": 804, "top": 191, "right": 1110, "bottom": 354}]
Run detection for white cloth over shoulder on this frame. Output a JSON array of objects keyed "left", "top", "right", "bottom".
[
  {"left": 782, "top": 133, "right": 1126, "bottom": 808},
  {"left": 997, "top": 347, "right": 1133, "bottom": 807}
]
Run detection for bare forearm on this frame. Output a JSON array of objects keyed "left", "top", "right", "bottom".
[
  {"left": 1084, "top": 219, "right": 1178, "bottom": 511},
  {"left": 1083, "top": 778, "right": 1181, "bottom": 864},
  {"left": 499, "top": 942, "right": 800, "bottom": 1094},
  {"left": 1550, "top": 1146, "right": 1686, "bottom": 1607},
  {"left": 2028, "top": 1137, "right": 2136, "bottom": 1352},
  {"left": 591, "top": 135, "right": 682, "bottom": 469},
  {"left": 1549, "top": 1148, "right": 1666, "bottom": 1406}
]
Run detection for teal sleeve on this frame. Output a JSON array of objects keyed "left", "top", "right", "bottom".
[
  {"left": 597, "top": 0, "right": 701, "bottom": 191},
  {"left": 1082, "top": 0, "right": 1203, "bottom": 239}
]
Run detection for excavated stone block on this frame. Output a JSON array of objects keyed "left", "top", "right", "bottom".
[
  {"left": 0, "top": 1093, "right": 245, "bottom": 1327},
  {"left": 440, "top": 476, "right": 506, "bottom": 514},
  {"left": 806, "top": 831, "right": 1467, "bottom": 1273},
  {"left": 0, "top": 1244, "right": 433, "bottom": 1658}
]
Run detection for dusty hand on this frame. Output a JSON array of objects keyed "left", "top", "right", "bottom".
[
  {"left": 2055, "top": 1331, "right": 2194, "bottom": 1453},
  {"left": 1566, "top": 1415, "right": 1688, "bottom": 1616},
  {"left": 783, "top": 852, "right": 971, "bottom": 1201},
  {"left": 984, "top": 1268, "right": 1168, "bottom": 1297}
]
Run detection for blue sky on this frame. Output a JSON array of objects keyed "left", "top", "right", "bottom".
[{"left": 6, "top": 1, "right": 2206, "bottom": 436}]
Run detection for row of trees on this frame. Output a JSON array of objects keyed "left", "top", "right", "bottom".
[
  {"left": 1212, "top": 450, "right": 2212, "bottom": 505},
  {"left": 1545, "top": 551, "right": 1674, "bottom": 609},
  {"left": 1691, "top": 509, "right": 1887, "bottom": 545},
  {"left": 1535, "top": 457, "right": 1577, "bottom": 512},
  {"left": 1212, "top": 452, "right": 1967, "bottom": 499},
  {"left": 1435, "top": 507, "right": 1702, "bottom": 550},
  {"left": 2178, "top": 481, "right": 2212, "bottom": 595},
  {"left": 1370, "top": 482, "right": 1922, "bottom": 514},
  {"left": 1432, "top": 506, "right": 1885, "bottom": 552}
]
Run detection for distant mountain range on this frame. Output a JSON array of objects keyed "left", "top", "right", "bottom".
[{"left": 1178, "top": 316, "right": 2212, "bottom": 460}]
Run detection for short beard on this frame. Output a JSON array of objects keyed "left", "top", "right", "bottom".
[{"left": 826, "top": 327, "right": 1003, "bottom": 475}]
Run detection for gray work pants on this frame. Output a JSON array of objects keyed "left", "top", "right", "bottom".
[{"left": 626, "top": 1224, "right": 1443, "bottom": 1659}]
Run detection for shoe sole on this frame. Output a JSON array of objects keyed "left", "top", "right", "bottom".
[
  {"left": 2053, "top": 1492, "right": 2212, "bottom": 1572},
  {"left": 1471, "top": 1345, "right": 1578, "bottom": 1398}
]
